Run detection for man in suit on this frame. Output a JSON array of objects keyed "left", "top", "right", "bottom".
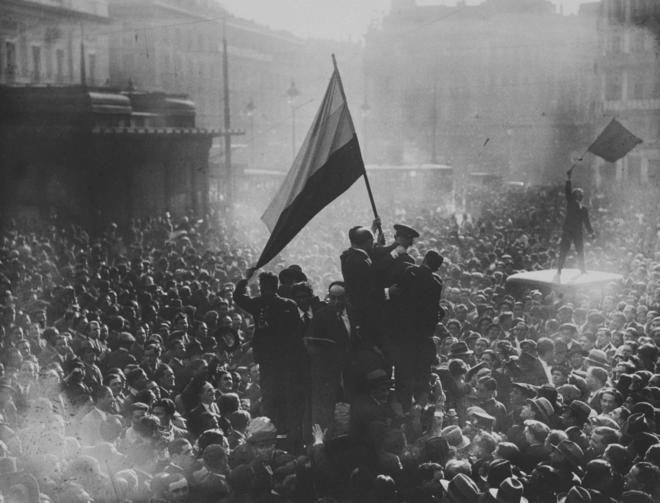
[
  {"left": 557, "top": 169, "right": 595, "bottom": 275},
  {"left": 372, "top": 224, "right": 421, "bottom": 411},
  {"left": 340, "top": 223, "right": 387, "bottom": 351},
  {"left": 288, "top": 281, "right": 324, "bottom": 453},
  {"left": 233, "top": 271, "right": 299, "bottom": 431},
  {"left": 305, "top": 281, "right": 355, "bottom": 433}
]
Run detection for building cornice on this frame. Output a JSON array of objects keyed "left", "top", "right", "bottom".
[{"left": 3, "top": 0, "right": 110, "bottom": 23}]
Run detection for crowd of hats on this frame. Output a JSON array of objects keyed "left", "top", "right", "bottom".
[{"left": 0, "top": 183, "right": 658, "bottom": 502}]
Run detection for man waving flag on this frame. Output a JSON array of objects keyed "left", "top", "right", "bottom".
[{"left": 255, "top": 56, "right": 367, "bottom": 269}]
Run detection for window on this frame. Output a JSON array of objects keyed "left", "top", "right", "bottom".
[
  {"left": 630, "top": 74, "right": 645, "bottom": 100},
  {"left": 44, "top": 46, "right": 52, "bottom": 79},
  {"left": 56, "top": 49, "right": 64, "bottom": 82},
  {"left": 5, "top": 41, "right": 16, "bottom": 80},
  {"left": 605, "top": 72, "right": 622, "bottom": 101},
  {"left": 88, "top": 53, "right": 96, "bottom": 85},
  {"left": 31, "top": 46, "right": 41, "bottom": 82},
  {"left": 627, "top": 157, "right": 641, "bottom": 184}
]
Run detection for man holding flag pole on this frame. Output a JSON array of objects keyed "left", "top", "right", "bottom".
[
  {"left": 247, "top": 54, "right": 381, "bottom": 277},
  {"left": 556, "top": 117, "right": 641, "bottom": 278},
  {"left": 235, "top": 55, "right": 389, "bottom": 439}
]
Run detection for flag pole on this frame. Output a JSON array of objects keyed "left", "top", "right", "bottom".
[
  {"left": 331, "top": 54, "right": 382, "bottom": 230},
  {"left": 567, "top": 148, "right": 590, "bottom": 177}
]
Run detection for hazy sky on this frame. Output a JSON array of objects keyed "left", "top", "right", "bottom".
[{"left": 220, "top": 0, "right": 591, "bottom": 40}]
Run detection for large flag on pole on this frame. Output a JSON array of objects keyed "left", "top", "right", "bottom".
[
  {"left": 255, "top": 59, "right": 365, "bottom": 269},
  {"left": 588, "top": 118, "right": 642, "bottom": 163}
]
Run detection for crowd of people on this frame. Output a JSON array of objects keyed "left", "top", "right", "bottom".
[{"left": 0, "top": 177, "right": 660, "bottom": 503}]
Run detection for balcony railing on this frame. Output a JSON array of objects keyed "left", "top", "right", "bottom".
[{"left": 604, "top": 98, "right": 660, "bottom": 111}]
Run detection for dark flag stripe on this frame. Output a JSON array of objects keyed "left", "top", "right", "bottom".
[
  {"left": 256, "top": 134, "right": 363, "bottom": 268},
  {"left": 255, "top": 63, "right": 366, "bottom": 270}
]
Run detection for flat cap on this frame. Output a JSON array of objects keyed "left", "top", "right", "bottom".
[{"left": 393, "top": 223, "right": 420, "bottom": 239}]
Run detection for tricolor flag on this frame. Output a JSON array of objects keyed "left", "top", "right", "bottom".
[
  {"left": 255, "top": 60, "right": 366, "bottom": 269},
  {"left": 588, "top": 118, "right": 642, "bottom": 163}
]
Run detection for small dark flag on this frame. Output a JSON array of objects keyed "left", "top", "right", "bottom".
[
  {"left": 587, "top": 118, "right": 642, "bottom": 163},
  {"left": 255, "top": 63, "right": 365, "bottom": 269}
]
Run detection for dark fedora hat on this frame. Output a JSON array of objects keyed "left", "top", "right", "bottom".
[
  {"left": 552, "top": 440, "right": 585, "bottom": 469},
  {"left": 512, "top": 382, "right": 538, "bottom": 398},
  {"left": 567, "top": 400, "right": 592, "bottom": 424},
  {"left": 440, "top": 473, "right": 481, "bottom": 503},
  {"left": 484, "top": 458, "right": 512, "bottom": 487},
  {"left": 489, "top": 477, "right": 528, "bottom": 503}
]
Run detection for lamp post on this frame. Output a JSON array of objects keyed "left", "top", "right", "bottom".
[
  {"left": 286, "top": 80, "right": 300, "bottom": 160},
  {"left": 246, "top": 98, "right": 256, "bottom": 167}
]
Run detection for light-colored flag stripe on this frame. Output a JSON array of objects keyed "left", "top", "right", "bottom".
[{"left": 261, "top": 71, "right": 356, "bottom": 231}]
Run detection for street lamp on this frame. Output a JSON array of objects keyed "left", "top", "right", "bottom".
[
  {"left": 246, "top": 98, "right": 256, "bottom": 167},
  {"left": 286, "top": 80, "right": 300, "bottom": 160}
]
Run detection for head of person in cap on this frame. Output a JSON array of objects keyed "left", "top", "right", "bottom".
[
  {"left": 584, "top": 349, "right": 611, "bottom": 372},
  {"left": 527, "top": 465, "right": 561, "bottom": 502},
  {"left": 568, "top": 344, "right": 588, "bottom": 371},
  {"left": 520, "top": 339, "right": 538, "bottom": 356},
  {"left": 549, "top": 439, "right": 585, "bottom": 472},
  {"left": 524, "top": 419, "right": 551, "bottom": 446},
  {"left": 467, "top": 406, "right": 496, "bottom": 432},
  {"left": 246, "top": 416, "right": 278, "bottom": 455},
  {"left": 466, "top": 361, "right": 490, "bottom": 384},
  {"left": 484, "top": 458, "right": 513, "bottom": 488},
  {"left": 393, "top": 223, "right": 420, "bottom": 248},
  {"left": 562, "top": 400, "right": 593, "bottom": 428},
  {"left": 510, "top": 382, "right": 538, "bottom": 411},
  {"left": 423, "top": 249, "right": 444, "bottom": 273},
  {"left": 449, "top": 341, "right": 473, "bottom": 362},
  {"left": 440, "top": 425, "right": 471, "bottom": 450},
  {"left": 521, "top": 397, "right": 554, "bottom": 424},
  {"left": 489, "top": 477, "right": 528, "bottom": 503},
  {"left": 439, "top": 473, "right": 481, "bottom": 503}
]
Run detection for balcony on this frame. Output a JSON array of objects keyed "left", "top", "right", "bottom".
[{"left": 604, "top": 98, "right": 660, "bottom": 112}]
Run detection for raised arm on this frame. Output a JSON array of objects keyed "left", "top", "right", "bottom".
[{"left": 232, "top": 278, "right": 258, "bottom": 315}]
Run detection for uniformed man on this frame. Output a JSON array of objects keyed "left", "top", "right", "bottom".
[{"left": 371, "top": 224, "right": 422, "bottom": 411}]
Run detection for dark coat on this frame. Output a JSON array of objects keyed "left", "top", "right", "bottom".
[
  {"left": 563, "top": 180, "right": 593, "bottom": 236},
  {"left": 102, "top": 348, "right": 137, "bottom": 372},
  {"left": 232, "top": 280, "right": 299, "bottom": 364},
  {"left": 518, "top": 443, "right": 550, "bottom": 473},
  {"left": 371, "top": 243, "right": 415, "bottom": 338},
  {"left": 516, "top": 352, "right": 549, "bottom": 386},
  {"left": 306, "top": 304, "right": 354, "bottom": 355},
  {"left": 400, "top": 264, "right": 443, "bottom": 337},
  {"left": 340, "top": 247, "right": 386, "bottom": 347}
]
